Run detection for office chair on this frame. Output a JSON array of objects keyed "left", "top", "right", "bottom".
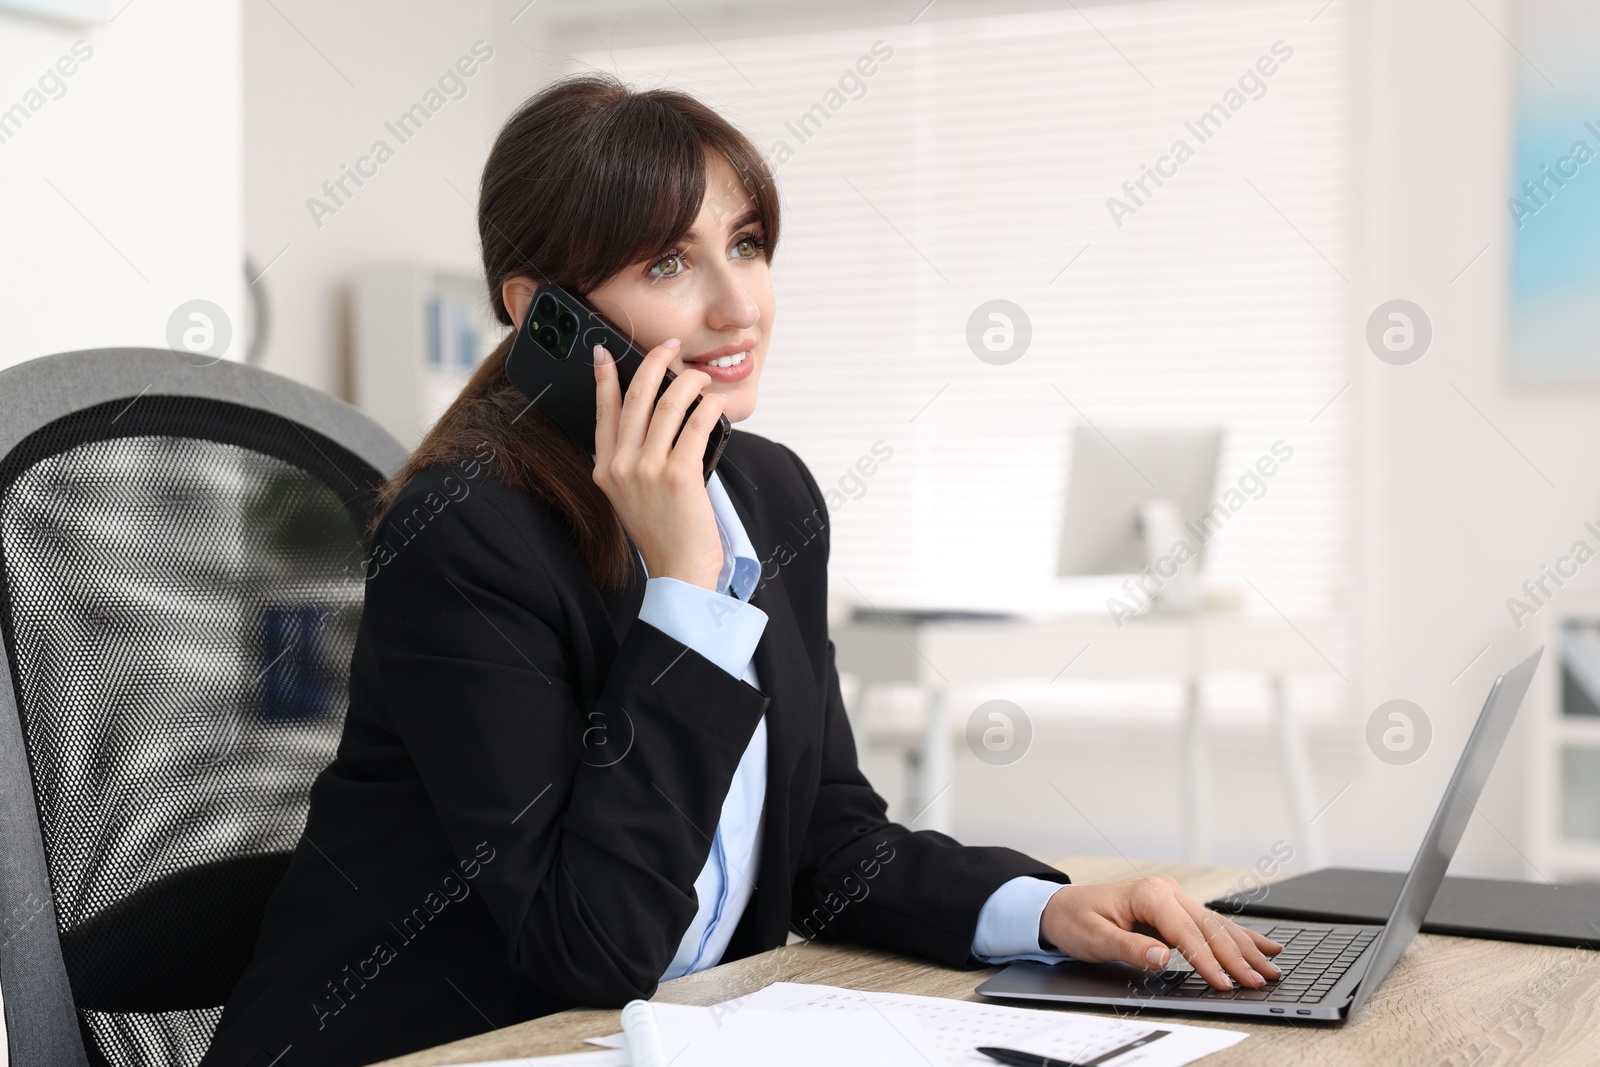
[{"left": 0, "top": 349, "right": 407, "bottom": 1067}]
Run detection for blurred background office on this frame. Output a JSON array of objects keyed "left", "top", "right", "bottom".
[{"left": 2, "top": 0, "right": 1597, "bottom": 889}]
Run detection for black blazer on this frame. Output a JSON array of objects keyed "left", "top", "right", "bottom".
[{"left": 202, "top": 428, "right": 1070, "bottom": 1067}]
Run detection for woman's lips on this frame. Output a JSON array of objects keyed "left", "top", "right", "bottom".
[
  {"left": 683, "top": 341, "right": 756, "bottom": 383},
  {"left": 684, "top": 347, "right": 753, "bottom": 382}
]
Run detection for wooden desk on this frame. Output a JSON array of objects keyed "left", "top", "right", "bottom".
[{"left": 374, "top": 856, "right": 1600, "bottom": 1067}]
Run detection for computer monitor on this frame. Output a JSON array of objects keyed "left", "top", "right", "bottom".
[{"left": 1056, "top": 426, "right": 1224, "bottom": 600}]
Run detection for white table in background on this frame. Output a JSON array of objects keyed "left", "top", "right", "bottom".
[{"left": 831, "top": 608, "right": 1341, "bottom": 865}]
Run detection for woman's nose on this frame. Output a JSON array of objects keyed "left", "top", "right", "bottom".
[{"left": 705, "top": 267, "right": 761, "bottom": 330}]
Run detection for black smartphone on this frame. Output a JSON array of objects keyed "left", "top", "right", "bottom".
[{"left": 504, "top": 284, "right": 731, "bottom": 484}]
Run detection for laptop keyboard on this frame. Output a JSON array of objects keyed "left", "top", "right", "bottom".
[{"left": 1165, "top": 925, "right": 1378, "bottom": 1003}]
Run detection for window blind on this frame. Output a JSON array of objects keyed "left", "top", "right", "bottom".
[{"left": 569, "top": 0, "right": 1352, "bottom": 620}]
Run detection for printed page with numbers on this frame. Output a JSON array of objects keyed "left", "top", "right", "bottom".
[{"left": 732, "top": 982, "right": 1246, "bottom": 1066}]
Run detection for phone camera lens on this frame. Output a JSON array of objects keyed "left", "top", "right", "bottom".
[
  {"left": 537, "top": 325, "right": 560, "bottom": 349},
  {"left": 558, "top": 312, "right": 577, "bottom": 334},
  {"left": 535, "top": 294, "right": 558, "bottom": 319}
]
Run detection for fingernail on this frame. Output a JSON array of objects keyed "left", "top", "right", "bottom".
[
  {"left": 1247, "top": 968, "right": 1264, "bottom": 984},
  {"left": 663, "top": 338, "right": 681, "bottom": 348},
  {"left": 593, "top": 344, "right": 612, "bottom": 366},
  {"left": 1262, "top": 962, "right": 1282, "bottom": 978},
  {"left": 1144, "top": 946, "right": 1167, "bottom": 968}
]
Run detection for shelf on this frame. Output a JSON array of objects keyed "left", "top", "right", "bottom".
[
  {"left": 351, "top": 265, "right": 509, "bottom": 447},
  {"left": 1530, "top": 608, "right": 1600, "bottom": 876}
]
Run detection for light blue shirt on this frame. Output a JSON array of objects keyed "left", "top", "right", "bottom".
[{"left": 636, "top": 472, "right": 1067, "bottom": 978}]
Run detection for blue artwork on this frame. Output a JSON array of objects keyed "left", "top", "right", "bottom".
[{"left": 1510, "top": 0, "right": 1600, "bottom": 380}]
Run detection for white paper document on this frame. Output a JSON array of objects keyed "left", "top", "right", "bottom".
[{"left": 583, "top": 981, "right": 1246, "bottom": 1066}]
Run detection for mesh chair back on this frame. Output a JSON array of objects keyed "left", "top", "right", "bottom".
[{"left": 0, "top": 350, "right": 407, "bottom": 1067}]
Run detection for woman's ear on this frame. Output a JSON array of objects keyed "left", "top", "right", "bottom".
[{"left": 501, "top": 275, "right": 539, "bottom": 329}]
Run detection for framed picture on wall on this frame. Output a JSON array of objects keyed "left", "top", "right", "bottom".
[{"left": 1509, "top": 0, "right": 1600, "bottom": 382}]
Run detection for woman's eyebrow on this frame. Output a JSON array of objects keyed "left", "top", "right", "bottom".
[{"left": 682, "top": 209, "right": 761, "bottom": 242}]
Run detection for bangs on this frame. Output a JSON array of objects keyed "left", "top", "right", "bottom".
[
  {"left": 479, "top": 73, "right": 781, "bottom": 320},
  {"left": 561, "top": 95, "right": 708, "bottom": 291},
  {"left": 564, "top": 95, "right": 780, "bottom": 292}
]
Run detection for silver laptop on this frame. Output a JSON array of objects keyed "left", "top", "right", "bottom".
[{"left": 976, "top": 647, "right": 1544, "bottom": 1022}]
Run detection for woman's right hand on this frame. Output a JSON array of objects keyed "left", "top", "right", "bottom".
[
  {"left": 1038, "top": 877, "right": 1282, "bottom": 990},
  {"left": 592, "top": 338, "right": 729, "bottom": 591}
]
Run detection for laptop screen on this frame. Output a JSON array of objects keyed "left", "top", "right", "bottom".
[{"left": 1346, "top": 646, "right": 1543, "bottom": 1016}]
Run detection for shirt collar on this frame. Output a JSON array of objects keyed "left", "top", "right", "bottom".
[{"left": 705, "top": 470, "right": 760, "bottom": 602}]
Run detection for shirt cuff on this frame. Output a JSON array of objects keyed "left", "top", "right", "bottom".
[
  {"left": 972, "top": 876, "right": 1073, "bottom": 965},
  {"left": 637, "top": 576, "right": 768, "bottom": 680}
]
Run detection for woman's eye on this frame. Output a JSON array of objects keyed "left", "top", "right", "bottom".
[
  {"left": 649, "top": 235, "right": 762, "bottom": 277},
  {"left": 648, "top": 252, "right": 684, "bottom": 278}
]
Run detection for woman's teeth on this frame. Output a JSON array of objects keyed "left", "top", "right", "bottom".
[{"left": 702, "top": 351, "right": 748, "bottom": 368}]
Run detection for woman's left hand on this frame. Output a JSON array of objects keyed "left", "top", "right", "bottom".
[{"left": 1037, "top": 876, "right": 1283, "bottom": 990}]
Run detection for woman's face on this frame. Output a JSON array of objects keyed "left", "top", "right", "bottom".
[{"left": 503, "top": 153, "right": 775, "bottom": 424}]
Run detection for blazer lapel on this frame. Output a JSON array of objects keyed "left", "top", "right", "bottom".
[{"left": 716, "top": 441, "right": 819, "bottom": 952}]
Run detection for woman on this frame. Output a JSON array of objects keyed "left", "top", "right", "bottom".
[{"left": 203, "top": 73, "right": 1279, "bottom": 1067}]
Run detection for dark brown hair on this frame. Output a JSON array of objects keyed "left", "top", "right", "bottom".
[{"left": 368, "top": 73, "right": 780, "bottom": 590}]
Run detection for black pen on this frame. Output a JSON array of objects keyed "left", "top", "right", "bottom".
[{"left": 976, "top": 1029, "right": 1171, "bottom": 1067}]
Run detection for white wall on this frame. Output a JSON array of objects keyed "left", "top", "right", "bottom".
[
  {"left": 1348, "top": 0, "right": 1595, "bottom": 880},
  {"left": 241, "top": 0, "right": 538, "bottom": 396},
  {"left": 0, "top": 0, "right": 243, "bottom": 368}
]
